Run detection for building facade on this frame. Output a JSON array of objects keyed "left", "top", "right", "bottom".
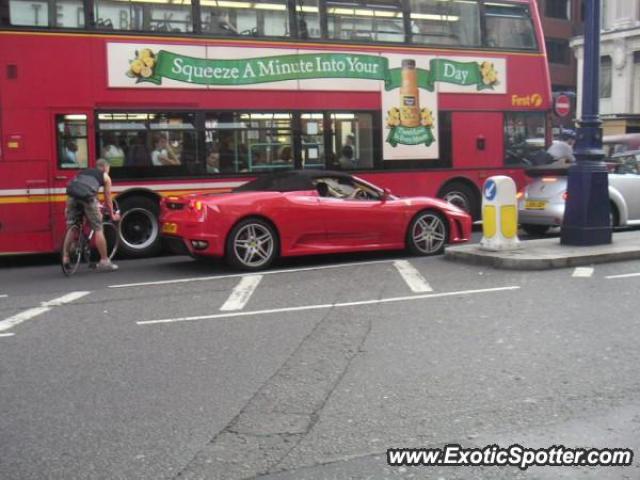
[{"left": 571, "top": 0, "right": 640, "bottom": 134}]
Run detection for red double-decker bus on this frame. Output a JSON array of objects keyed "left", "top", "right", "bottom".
[{"left": 0, "top": 0, "right": 551, "bottom": 257}]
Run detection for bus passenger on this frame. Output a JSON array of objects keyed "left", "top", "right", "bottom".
[
  {"left": 101, "top": 134, "right": 125, "bottom": 168},
  {"left": 151, "top": 133, "right": 180, "bottom": 166},
  {"left": 338, "top": 145, "right": 355, "bottom": 169},
  {"left": 206, "top": 144, "right": 220, "bottom": 174}
]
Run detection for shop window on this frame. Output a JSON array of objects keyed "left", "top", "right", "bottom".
[
  {"left": 504, "top": 112, "right": 546, "bottom": 166},
  {"left": 545, "top": 0, "right": 570, "bottom": 20},
  {"left": 410, "top": 0, "right": 480, "bottom": 47},
  {"left": 600, "top": 56, "right": 612, "bottom": 98},
  {"left": 546, "top": 38, "right": 570, "bottom": 64},
  {"left": 57, "top": 114, "right": 89, "bottom": 169},
  {"left": 200, "top": 0, "right": 289, "bottom": 37}
]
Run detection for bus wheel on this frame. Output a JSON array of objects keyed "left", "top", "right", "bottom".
[
  {"left": 439, "top": 182, "right": 478, "bottom": 219},
  {"left": 118, "top": 197, "right": 162, "bottom": 257}
]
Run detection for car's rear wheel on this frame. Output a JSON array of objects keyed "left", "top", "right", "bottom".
[
  {"left": 226, "top": 218, "right": 279, "bottom": 271},
  {"left": 406, "top": 210, "right": 448, "bottom": 256},
  {"left": 521, "top": 224, "right": 551, "bottom": 236}
]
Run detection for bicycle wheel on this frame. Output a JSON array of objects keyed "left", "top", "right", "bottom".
[
  {"left": 61, "top": 224, "right": 84, "bottom": 277},
  {"left": 103, "top": 222, "right": 120, "bottom": 260}
]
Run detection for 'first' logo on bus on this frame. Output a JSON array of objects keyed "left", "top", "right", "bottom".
[{"left": 511, "top": 93, "right": 543, "bottom": 107}]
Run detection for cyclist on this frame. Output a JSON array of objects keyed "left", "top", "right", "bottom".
[{"left": 62, "top": 158, "right": 121, "bottom": 272}]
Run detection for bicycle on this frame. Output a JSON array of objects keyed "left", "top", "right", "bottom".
[{"left": 61, "top": 201, "right": 120, "bottom": 276}]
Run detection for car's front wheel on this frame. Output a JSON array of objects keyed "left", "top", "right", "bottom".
[
  {"left": 406, "top": 210, "right": 448, "bottom": 256},
  {"left": 226, "top": 218, "right": 279, "bottom": 271}
]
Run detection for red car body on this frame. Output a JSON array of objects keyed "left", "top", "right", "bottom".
[{"left": 160, "top": 171, "right": 471, "bottom": 266}]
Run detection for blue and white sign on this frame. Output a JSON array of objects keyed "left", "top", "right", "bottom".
[{"left": 484, "top": 179, "right": 497, "bottom": 201}]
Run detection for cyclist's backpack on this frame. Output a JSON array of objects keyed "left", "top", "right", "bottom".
[{"left": 67, "top": 174, "right": 100, "bottom": 200}]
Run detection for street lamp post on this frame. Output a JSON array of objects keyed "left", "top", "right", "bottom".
[{"left": 560, "top": 0, "right": 612, "bottom": 246}]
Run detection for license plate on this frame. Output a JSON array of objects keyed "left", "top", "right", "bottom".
[
  {"left": 162, "top": 223, "right": 178, "bottom": 234},
  {"left": 525, "top": 200, "right": 548, "bottom": 210}
]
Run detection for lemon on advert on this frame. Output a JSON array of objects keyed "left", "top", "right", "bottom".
[
  {"left": 130, "top": 59, "right": 143, "bottom": 75},
  {"left": 140, "top": 66, "right": 153, "bottom": 78}
]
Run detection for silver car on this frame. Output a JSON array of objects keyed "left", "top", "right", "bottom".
[{"left": 518, "top": 150, "right": 640, "bottom": 235}]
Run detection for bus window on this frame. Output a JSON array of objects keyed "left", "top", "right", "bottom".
[
  {"left": 326, "top": 0, "right": 404, "bottom": 43},
  {"left": 9, "top": 0, "right": 84, "bottom": 28},
  {"left": 205, "top": 112, "right": 293, "bottom": 174},
  {"left": 484, "top": 2, "right": 537, "bottom": 50},
  {"left": 94, "top": 0, "right": 193, "bottom": 32},
  {"left": 410, "top": 0, "right": 481, "bottom": 48},
  {"left": 97, "top": 112, "right": 199, "bottom": 176},
  {"left": 329, "top": 112, "right": 376, "bottom": 171},
  {"left": 294, "top": 0, "right": 321, "bottom": 39},
  {"left": 200, "top": 0, "right": 290, "bottom": 37},
  {"left": 56, "top": 114, "right": 88, "bottom": 169},
  {"left": 504, "top": 112, "right": 546, "bottom": 166}
]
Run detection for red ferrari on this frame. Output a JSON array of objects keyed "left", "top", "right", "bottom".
[{"left": 160, "top": 170, "right": 471, "bottom": 270}]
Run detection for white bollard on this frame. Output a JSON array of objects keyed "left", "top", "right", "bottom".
[{"left": 480, "top": 176, "right": 521, "bottom": 251}]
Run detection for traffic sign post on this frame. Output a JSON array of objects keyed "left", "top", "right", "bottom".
[
  {"left": 480, "top": 176, "right": 520, "bottom": 251},
  {"left": 554, "top": 94, "right": 572, "bottom": 118}
]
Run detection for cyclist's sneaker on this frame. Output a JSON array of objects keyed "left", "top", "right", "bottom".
[{"left": 96, "top": 260, "right": 118, "bottom": 272}]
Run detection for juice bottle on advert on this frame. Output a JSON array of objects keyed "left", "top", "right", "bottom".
[{"left": 399, "top": 59, "right": 420, "bottom": 128}]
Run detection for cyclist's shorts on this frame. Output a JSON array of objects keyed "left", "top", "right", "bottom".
[{"left": 66, "top": 197, "right": 103, "bottom": 232}]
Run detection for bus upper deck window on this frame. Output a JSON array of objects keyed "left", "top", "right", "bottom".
[
  {"left": 56, "top": 114, "right": 88, "bottom": 170},
  {"left": 484, "top": 3, "right": 537, "bottom": 50},
  {"left": 410, "top": 0, "right": 481, "bottom": 48},
  {"left": 9, "top": 0, "right": 85, "bottom": 28},
  {"left": 200, "top": 0, "right": 290, "bottom": 38},
  {"left": 94, "top": 0, "right": 193, "bottom": 32}
]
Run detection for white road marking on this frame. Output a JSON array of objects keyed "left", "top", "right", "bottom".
[
  {"left": 572, "top": 267, "right": 594, "bottom": 278},
  {"left": 0, "top": 291, "right": 90, "bottom": 333},
  {"left": 220, "top": 275, "right": 263, "bottom": 311},
  {"left": 605, "top": 272, "right": 640, "bottom": 280},
  {"left": 0, "top": 307, "right": 51, "bottom": 332},
  {"left": 109, "top": 258, "right": 407, "bottom": 289},
  {"left": 393, "top": 260, "right": 433, "bottom": 293},
  {"left": 0, "top": 332, "right": 16, "bottom": 337},
  {"left": 137, "top": 286, "right": 520, "bottom": 326},
  {"left": 0, "top": 294, "right": 7, "bottom": 299}
]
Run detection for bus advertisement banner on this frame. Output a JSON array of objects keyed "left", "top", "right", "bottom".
[{"left": 107, "top": 43, "right": 507, "bottom": 160}]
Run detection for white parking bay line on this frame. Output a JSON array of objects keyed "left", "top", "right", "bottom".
[
  {"left": 393, "top": 260, "right": 433, "bottom": 293},
  {"left": 0, "top": 291, "right": 90, "bottom": 333},
  {"left": 109, "top": 258, "right": 402, "bottom": 289},
  {"left": 0, "top": 294, "right": 7, "bottom": 299},
  {"left": 138, "top": 286, "right": 520, "bottom": 326},
  {"left": 220, "top": 275, "right": 262, "bottom": 311},
  {"left": 572, "top": 267, "right": 594, "bottom": 278},
  {"left": 606, "top": 272, "right": 640, "bottom": 280},
  {"left": 0, "top": 332, "right": 16, "bottom": 337}
]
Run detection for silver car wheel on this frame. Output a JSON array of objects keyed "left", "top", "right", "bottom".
[
  {"left": 233, "top": 223, "right": 275, "bottom": 268},
  {"left": 411, "top": 213, "right": 446, "bottom": 254}
]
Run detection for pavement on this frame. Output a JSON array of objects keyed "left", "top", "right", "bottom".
[
  {"left": 2, "top": 233, "right": 640, "bottom": 479},
  {"left": 446, "top": 230, "right": 640, "bottom": 270}
]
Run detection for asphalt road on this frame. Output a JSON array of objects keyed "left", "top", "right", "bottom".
[{"left": 1, "top": 232, "right": 640, "bottom": 480}]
